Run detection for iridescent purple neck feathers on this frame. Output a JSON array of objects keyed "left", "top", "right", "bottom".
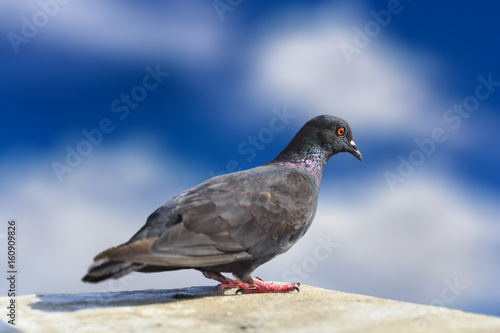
[{"left": 268, "top": 144, "right": 330, "bottom": 192}]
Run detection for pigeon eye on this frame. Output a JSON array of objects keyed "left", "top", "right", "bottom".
[{"left": 336, "top": 127, "right": 345, "bottom": 136}]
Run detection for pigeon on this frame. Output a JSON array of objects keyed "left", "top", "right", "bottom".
[{"left": 82, "top": 115, "right": 362, "bottom": 293}]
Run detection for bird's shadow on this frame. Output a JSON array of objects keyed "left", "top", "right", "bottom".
[{"left": 29, "top": 285, "right": 229, "bottom": 312}]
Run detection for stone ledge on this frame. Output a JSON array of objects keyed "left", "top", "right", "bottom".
[{"left": 1, "top": 285, "right": 500, "bottom": 332}]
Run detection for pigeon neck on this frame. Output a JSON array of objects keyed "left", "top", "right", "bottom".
[{"left": 268, "top": 143, "right": 330, "bottom": 191}]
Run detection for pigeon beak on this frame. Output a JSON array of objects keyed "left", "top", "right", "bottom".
[{"left": 348, "top": 140, "right": 362, "bottom": 161}]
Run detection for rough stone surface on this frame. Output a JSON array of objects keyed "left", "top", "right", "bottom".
[{"left": 2, "top": 285, "right": 500, "bottom": 332}]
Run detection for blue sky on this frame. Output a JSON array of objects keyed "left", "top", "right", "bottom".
[{"left": 1, "top": 0, "right": 499, "bottom": 319}]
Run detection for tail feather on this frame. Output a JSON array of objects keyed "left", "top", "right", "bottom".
[{"left": 82, "top": 259, "right": 145, "bottom": 283}]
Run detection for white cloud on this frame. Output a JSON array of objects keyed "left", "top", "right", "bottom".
[
  {"left": 3, "top": 0, "right": 224, "bottom": 64},
  {"left": 247, "top": 6, "right": 441, "bottom": 135}
]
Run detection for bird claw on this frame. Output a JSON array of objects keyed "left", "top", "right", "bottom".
[{"left": 204, "top": 271, "right": 299, "bottom": 294}]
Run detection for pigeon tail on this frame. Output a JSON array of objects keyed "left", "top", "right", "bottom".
[{"left": 82, "top": 259, "right": 145, "bottom": 283}]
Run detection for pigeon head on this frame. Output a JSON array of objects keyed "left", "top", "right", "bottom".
[
  {"left": 276, "top": 115, "right": 362, "bottom": 163},
  {"left": 309, "top": 115, "right": 362, "bottom": 161}
]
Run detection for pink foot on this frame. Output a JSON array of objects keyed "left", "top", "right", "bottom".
[{"left": 203, "top": 271, "right": 300, "bottom": 294}]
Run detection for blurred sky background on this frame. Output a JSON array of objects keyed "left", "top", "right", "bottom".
[{"left": 1, "top": 0, "right": 499, "bottom": 318}]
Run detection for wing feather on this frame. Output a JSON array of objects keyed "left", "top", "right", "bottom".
[{"left": 106, "top": 166, "right": 316, "bottom": 269}]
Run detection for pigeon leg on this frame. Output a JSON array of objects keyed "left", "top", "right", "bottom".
[
  {"left": 236, "top": 278, "right": 300, "bottom": 294},
  {"left": 203, "top": 271, "right": 253, "bottom": 290},
  {"left": 202, "top": 271, "right": 299, "bottom": 294}
]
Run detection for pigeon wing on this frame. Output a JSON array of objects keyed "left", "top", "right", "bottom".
[{"left": 101, "top": 166, "right": 316, "bottom": 269}]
